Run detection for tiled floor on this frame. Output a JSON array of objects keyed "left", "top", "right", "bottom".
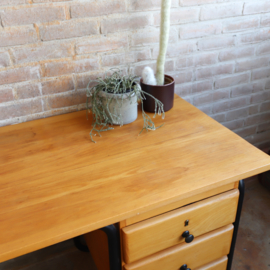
[
  {"left": 231, "top": 176, "right": 270, "bottom": 270},
  {"left": 1, "top": 177, "right": 269, "bottom": 270}
]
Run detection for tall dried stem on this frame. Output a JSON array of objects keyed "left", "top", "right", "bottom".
[{"left": 156, "top": 0, "right": 171, "bottom": 85}]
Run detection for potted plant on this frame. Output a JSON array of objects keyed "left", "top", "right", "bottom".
[
  {"left": 86, "top": 70, "right": 164, "bottom": 143},
  {"left": 141, "top": 0, "right": 175, "bottom": 112}
]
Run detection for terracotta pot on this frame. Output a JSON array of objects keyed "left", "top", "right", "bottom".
[{"left": 140, "top": 75, "right": 175, "bottom": 112}]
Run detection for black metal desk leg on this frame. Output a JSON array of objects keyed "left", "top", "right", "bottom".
[
  {"left": 227, "top": 180, "right": 245, "bottom": 270},
  {"left": 101, "top": 225, "right": 121, "bottom": 270}
]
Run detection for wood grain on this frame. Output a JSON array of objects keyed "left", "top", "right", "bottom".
[
  {"left": 124, "top": 224, "right": 234, "bottom": 270},
  {"left": 0, "top": 95, "right": 270, "bottom": 262},
  {"left": 125, "top": 182, "right": 236, "bottom": 226},
  {"left": 122, "top": 189, "right": 239, "bottom": 263},
  {"left": 195, "top": 256, "right": 228, "bottom": 270}
]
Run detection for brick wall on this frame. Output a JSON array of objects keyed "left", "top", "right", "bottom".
[{"left": 0, "top": 0, "right": 270, "bottom": 148}]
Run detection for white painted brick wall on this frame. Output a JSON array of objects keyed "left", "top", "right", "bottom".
[{"left": 0, "top": 0, "right": 269, "bottom": 148}]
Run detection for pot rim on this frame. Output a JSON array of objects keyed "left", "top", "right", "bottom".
[
  {"left": 99, "top": 90, "right": 137, "bottom": 99},
  {"left": 140, "top": 74, "right": 175, "bottom": 87}
]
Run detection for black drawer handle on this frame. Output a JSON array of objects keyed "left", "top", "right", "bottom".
[
  {"left": 180, "top": 264, "right": 191, "bottom": 270},
  {"left": 182, "top": 230, "right": 194, "bottom": 243}
]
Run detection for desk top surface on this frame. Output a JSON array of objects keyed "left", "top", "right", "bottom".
[{"left": 1, "top": 95, "right": 270, "bottom": 262}]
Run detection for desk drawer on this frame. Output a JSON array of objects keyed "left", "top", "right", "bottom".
[
  {"left": 124, "top": 224, "right": 233, "bottom": 270},
  {"left": 195, "top": 256, "right": 228, "bottom": 270},
  {"left": 122, "top": 189, "right": 238, "bottom": 263}
]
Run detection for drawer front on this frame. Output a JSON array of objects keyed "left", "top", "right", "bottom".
[
  {"left": 195, "top": 256, "right": 228, "bottom": 270},
  {"left": 124, "top": 224, "right": 233, "bottom": 270},
  {"left": 122, "top": 189, "right": 238, "bottom": 263}
]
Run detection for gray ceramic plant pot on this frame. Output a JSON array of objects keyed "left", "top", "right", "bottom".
[{"left": 100, "top": 91, "right": 138, "bottom": 125}]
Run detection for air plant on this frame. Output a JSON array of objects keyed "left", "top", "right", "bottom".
[{"left": 86, "top": 70, "right": 164, "bottom": 143}]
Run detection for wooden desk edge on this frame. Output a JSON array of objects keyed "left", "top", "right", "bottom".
[
  {"left": 1, "top": 165, "right": 269, "bottom": 263},
  {"left": 1, "top": 95, "right": 270, "bottom": 263}
]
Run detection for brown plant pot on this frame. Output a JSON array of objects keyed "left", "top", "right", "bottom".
[{"left": 140, "top": 75, "right": 175, "bottom": 112}]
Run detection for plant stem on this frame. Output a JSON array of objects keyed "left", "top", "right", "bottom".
[{"left": 156, "top": 0, "right": 171, "bottom": 86}]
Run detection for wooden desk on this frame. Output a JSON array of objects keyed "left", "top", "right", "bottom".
[{"left": 0, "top": 95, "right": 270, "bottom": 268}]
